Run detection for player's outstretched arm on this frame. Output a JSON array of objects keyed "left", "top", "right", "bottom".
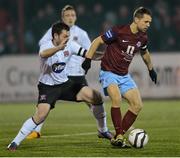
[
  {"left": 39, "top": 38, "right": 68, "bottom": 58},
  {"left": 40, "top": 46, "right": 63, "bottom": 58},
  {"left": 140, "top": 49, "right": 157, "bottom": 84},
  {"left": 140, "top": 49, "right": 153, "bottom": 70},
  {"left": 92, "top": 51, "right": 104, "bottom": 61},
  {"left": 82, "top": 36, "right": 104, "bottom": 74},
  {"left": 85, "top": 36, "right": 104, "bottom": 59}
]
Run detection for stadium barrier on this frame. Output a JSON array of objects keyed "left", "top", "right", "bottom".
[{"left": 0, "top": 53, "right": 180, "bottom": 102}]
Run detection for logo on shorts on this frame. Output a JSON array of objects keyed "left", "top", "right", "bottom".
[
  {"left": 39, "top": 94, "right": 47, "bottom": 101},
  {"left": 52, "top": 62, "right": 66, "bottom": 73}
]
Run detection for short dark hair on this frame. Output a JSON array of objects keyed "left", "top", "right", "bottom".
[
  {"left": 61, "top": 5, "right": 76, "bottom": 17},
  {"left": 133, "top": 7, "right": 152, "bottom": 20},
  {"left": 51, "top": 21, "right": 70, "bottom": 38}
]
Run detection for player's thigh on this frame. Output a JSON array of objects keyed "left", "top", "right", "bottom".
[
  {"left": 37, "top": 82, "right": 61, "bottom": 109},
  {"left": 68, "top": 76, "right": 88, "bottom": 86},
  {"left": 59, "top": 79, "right": 83, "bottom": 102},
  {"left": 99, "top": 70, "right": 119, "bottom": 96},
  {"left": 123, "top": 88, "right": 143, "bottom": 113},
  {"left": 107, "top": 84, "right": 122, "bottom": 107},
  {"left": 76, "top": 86, "right": 103, "bottom": 104}
]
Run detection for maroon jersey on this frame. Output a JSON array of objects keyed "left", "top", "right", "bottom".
[{"left": 101, "top": 25, "right": 148, "bottom": 75}]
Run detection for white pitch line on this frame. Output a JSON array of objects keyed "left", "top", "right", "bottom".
[
  {"left": 0, "top": 132, "right": 98, "bottom": 141},
  {"left": 42, "top": 132, "right": 97, "bottom": 138}
]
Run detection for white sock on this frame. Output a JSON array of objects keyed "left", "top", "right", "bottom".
[
  {"left": 90, "top": 104, "right": 108, "bottom": 132},
  {"left": 34, "top": 122, "right": 44, "bottom": 133},
  {"left": 12, "top": 118, "right": 37, "bottom": 145}
]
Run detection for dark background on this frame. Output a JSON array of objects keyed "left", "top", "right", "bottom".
[{"left": 0, "top": 0, "right": 179, "bottom": 55}]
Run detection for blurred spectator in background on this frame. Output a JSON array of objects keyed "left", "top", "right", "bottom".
[
  {"left": 153, "top": 0, "right": 176, "bottom": 51},
  {"left": 6, "top": 24, "right": 18, "bottom": 54},
  {"left": 76, "top": 3, "right": 88, "bottom": 29},
  {"left": 172, "top": 5, "right": 180, "bottom": 50},
  {"left": 0, "top": 8, "right": 12, "bottom": 55},
  {"left": 89, "top": 2, "right": 104, "bottom": 39},
  {"left": 45, "top": 3, "right": 57, "bottom": 24},
  {"left": 1, "top": 0, "right": 180, "bottom": 54},
  {"left": 117, "top": 5, "right": 130, "bottom": 24},
  {"left": 0, "top": 8, "right": 10, "bottom": 31},
  {"left": 25, "top": 3, "right": 57, "bottom": 53},
  {"left": 0, "top": 39, "right": 6, "bottom": 55}
]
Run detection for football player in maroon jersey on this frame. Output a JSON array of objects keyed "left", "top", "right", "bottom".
[{"left": 82, "top": 7, "right": 157, "bottom": 148}]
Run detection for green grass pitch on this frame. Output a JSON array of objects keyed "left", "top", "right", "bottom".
[{"left": 0, "top": 100, "right": 180, "bottom": 157}]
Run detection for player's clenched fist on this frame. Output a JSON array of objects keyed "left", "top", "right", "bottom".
[
  {"left": 149, "top": 68, "right": 157, "bottom": 84},
  {"left": 82, "top": 58, "right": 91, "bottom": 74},
  {"left": 57, "top": 38, "right": 69, "bottom": 50}
]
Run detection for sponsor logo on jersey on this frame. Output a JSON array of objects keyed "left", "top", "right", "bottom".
[
  {"left": 63, "top": 51, "right": 69, "bottom": 57},
  {"left": 122, "top": 40, "right": 129, "bottom": 43},
  {"left": 136, "top": 41, "right": 141, "bottom": 47},
  {"left": 52, "top": 62, "right": 66, "bottom": 73},
  {"left": 122, "top": 50, "right": 133, "bottom": 62},
  {"left": 73, "top": 36, "right": 78, "bottom": 41}
]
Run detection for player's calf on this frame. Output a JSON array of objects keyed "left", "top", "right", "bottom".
[
  {"left": 129, "top": 103, "right": 143, "bottom": 115},
  {"left": 92, "top": 90, "right": 103, "bottom": 105}
]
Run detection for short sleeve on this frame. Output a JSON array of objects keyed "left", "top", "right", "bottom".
[
  {"left": 101, "top": 27, "right": 117, "bottom": 44},
  {"left": 140, "top": 35, "right": 148, "bottom": 51}
]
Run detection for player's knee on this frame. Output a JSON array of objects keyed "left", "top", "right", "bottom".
[
  {"left": 34, "top": 108, "right": 49, "bottom": 124},
  {"left": 33, "top": 112, "right": 47, "bottom": 124},
  {"left": 112, "top": 97, "right": 121, "bottom": 106},
  {"left": 92, "top": 90, "right": 103, "bottom": 105},
  {"left": 136, "top": 104, "right": 143, "bottom": 113},
  {"left": 107, "top": 89, "right": 121, "bottom": 105},
  {"left": 130, "top": 102, "right": 143, "bottom": 114},
  {"left": 109, "top": 94, "right": 121, "bottom": 107}
]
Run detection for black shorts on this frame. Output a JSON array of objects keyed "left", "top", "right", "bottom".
[
  {"left": 37, "top": 76, "right": 88, "bottom": 109},
  {"left": 68, "top": 76, "right": 88, "bottom": 86},
  {"left": 60, "top": 75, "right": 88, "bottom": 101}
]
